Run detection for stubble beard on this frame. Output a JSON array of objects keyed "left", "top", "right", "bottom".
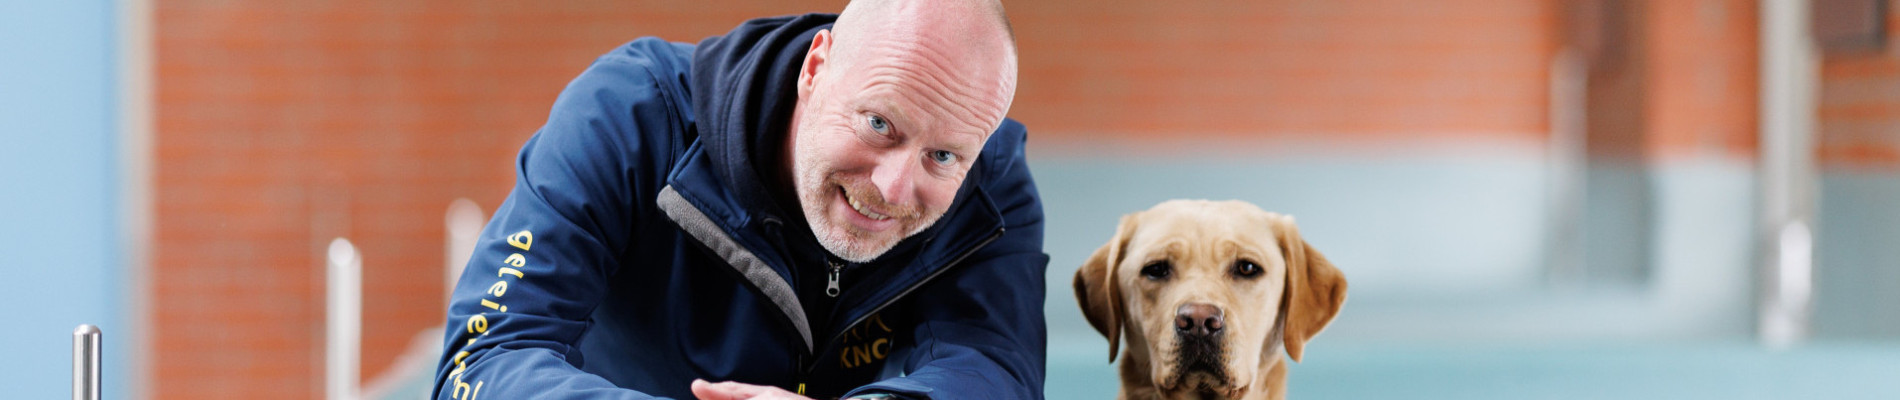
[{"left": 793, "top": 156, "right": 943, "bottom": 263}]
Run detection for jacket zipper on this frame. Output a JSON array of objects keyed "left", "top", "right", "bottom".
[
  {"left": 826, "top": 261, "right": 843, "bottom": 297},
  {"left": 797, "top": 262, "right": 841, "bottom": 395},
  {"left": 802, "top": 227, "right": 1006, "bottom": 374},
  {"left": 794, "top": 354, "right": 808, "bottom": 395}
]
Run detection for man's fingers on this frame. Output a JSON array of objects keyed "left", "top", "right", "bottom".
[
  {"left": 691, "top": 379, "right": 742, "bottom": 400},
  {"left": 692, "top": 379, "right": 791, "bottom": 400}
]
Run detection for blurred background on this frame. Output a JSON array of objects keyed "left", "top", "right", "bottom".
[{"left": 5, "top": 0, "right": 1900, "bottom": 398}]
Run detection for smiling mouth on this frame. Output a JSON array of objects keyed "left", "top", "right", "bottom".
[{"left": 842, "top": 186, "right": 892, "bottom": 221}]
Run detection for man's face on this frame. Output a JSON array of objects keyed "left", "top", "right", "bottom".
[{"left": 787, "top": 22, "right": 1016, "bottom": 263}]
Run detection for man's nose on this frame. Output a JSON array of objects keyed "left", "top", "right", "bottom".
[
  {"left": 868, "top": 149, "right": 916, "bottom": 206},
  {"left": 1175, "top": 303, "right": 1225, "bottom": 337}
]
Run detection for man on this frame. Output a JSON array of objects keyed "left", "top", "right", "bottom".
[{"left": 432, "top": 0, "right": 1045, "bottom": 399}]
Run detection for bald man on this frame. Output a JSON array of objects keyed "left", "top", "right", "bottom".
[{"left": 433, "top": 1, "right": 1045, "bottom": 399}]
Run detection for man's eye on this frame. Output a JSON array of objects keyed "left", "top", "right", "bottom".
[
  {"left": 867, "top": 114, "right": 890, "bottom": 135},
  {"left": 929, "top": 150, "right": 958, "bottom": 165}
]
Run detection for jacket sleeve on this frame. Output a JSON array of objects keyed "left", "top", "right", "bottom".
[
  {"left": 845, "top": 120, "right": 1050, "bottom": 399},
  {"left": 432, "top": 40, "right": 690, "bottom": 400}
]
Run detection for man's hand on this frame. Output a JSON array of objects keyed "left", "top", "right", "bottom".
[{"left": 690, "top": 379, "right": 815, "bottom": 400}]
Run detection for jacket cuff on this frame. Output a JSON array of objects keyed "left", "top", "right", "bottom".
[{"left": 842, "top": 379, "right": 931, "bottom": 400}]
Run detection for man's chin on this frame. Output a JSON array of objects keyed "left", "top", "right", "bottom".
[
  {"left": 813, "top": 208, "right": 943, "bottom": 263},
  {"left": 815, "top": 224, "right": 903, "bottom": 263},
  {"left": 821, "top": 240, "right": 894, "bottom": 263}
]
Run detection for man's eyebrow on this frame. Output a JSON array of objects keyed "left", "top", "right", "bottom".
[
  {"left": 943, "top": 129, "right": 986, "bottom": 153},
  {"left": 858, "top": 97, "right": 915, "bottom": 132}
]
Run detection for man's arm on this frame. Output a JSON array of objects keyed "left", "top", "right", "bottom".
[
  {"left": 844, "top": 120, "right": 1050, "bottom": 400},
  {"left": 432, "top": 39, "right": 691, "bottom": 400}
]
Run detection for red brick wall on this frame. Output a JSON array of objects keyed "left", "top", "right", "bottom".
[
  {"left": 1559, "top": 0, "right": 1759, "bottom": 162},
  {"left": 1011, "top": 0, "right": 1559, "bottom": 143},
  {"left": 1819, "top": 0, "right": 1900, "bottom": 168},
  {"left": 1645, "top": 0, "right": 1759, "bottom": 159}
]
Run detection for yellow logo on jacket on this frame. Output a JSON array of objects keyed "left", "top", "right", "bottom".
[{"left": 838, "top": 313, "right": 897, "bottom": 369}]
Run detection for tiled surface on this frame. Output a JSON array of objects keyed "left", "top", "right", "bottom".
[{"left": 1047, "top": 341, "right": 1900, "bottom": 399}]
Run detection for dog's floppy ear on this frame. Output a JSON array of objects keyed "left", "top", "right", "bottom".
[
  {"left": 1074, "top": 213, "right": 1139, "bottom": 363},
  {"left": 1270, "top": 214, "right": 1347, "bottom": 363}
]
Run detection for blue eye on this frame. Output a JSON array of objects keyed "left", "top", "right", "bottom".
[
  {"left": 867, "top": 114, "right": 890, "bottom": 135},
  {"left": 929, "top": 150, "right": 958, "bottom": 165}
]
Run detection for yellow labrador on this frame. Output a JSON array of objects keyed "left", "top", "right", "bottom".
[{"left": 1074, "top": 200, "right": 1346, "bottom": 400}]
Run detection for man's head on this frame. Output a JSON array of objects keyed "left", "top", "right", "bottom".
[{"left": 785, "top": 0, "right": 1018, "bottom": 262}]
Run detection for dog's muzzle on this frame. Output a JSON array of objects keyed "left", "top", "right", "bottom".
[{"left": 1171, "top": 303, "right": 1232, "bottom": 393}]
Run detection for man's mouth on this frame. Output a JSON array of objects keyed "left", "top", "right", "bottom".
[
  {"left": 832, "top": 186, "right": 896, "bottom": 223},
  {"left": 841, "top": 186, "right": 891, "bottom": 221}
]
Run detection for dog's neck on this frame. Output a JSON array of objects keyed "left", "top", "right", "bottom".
[{"left": 1254, "top": 358, "right": 1289, "bottom": 400}]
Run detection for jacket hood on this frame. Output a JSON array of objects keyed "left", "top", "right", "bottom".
[{"left": 689, "top": 13, "right": 837, "bottom": 219}]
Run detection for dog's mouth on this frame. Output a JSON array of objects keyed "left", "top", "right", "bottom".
[{"left": 1164, "top": 334, "right": 1236, "bottom": 398}]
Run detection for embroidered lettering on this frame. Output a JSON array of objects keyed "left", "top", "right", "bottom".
[
  {"left": 837, "top": 313, "right": 898, "bottom": 369},
  {"left": 446, "top": 228, "right": 541, "bottom": 398},
  {"left": 486, "top": 281, "right": 508, "bottom": 297},
  {"left": 506, "top": 230, "right": 533, "bottom": 251},
  {"left": 466, "top": 314, "right": 488, "bottom": 334}
]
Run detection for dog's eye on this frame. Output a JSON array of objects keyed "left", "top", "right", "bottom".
[
  {"left": 1140, "top": 261, "right": 1171, "bottom": 280},
  {"left": 1233, "top": 260, "right": 1262, "bottom": 278}
]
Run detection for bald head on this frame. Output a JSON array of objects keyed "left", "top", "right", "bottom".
[
  {"left": 818, "top": 0, "right": 1019, "bottom": 123},
  {"left": 782, "top": 0, "right": 1022, "bottom": 262},
  {"left": 830, "top": 0, "right": 1017, "bottom": 71},
  {"left": 836, "top": 0, "right": 1014, "bottom": 44}
]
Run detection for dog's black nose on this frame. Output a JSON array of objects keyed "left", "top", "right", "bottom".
[{"left": 1175, "top": 303, "right": 1224, "bottom": 336}]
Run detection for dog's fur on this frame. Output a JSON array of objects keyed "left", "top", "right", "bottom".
[{"left": 1074, "top": 200, "right": 1347, "bottom": 400}]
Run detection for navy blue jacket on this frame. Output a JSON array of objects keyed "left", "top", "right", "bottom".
[{"left": 433, "top": 14, "right": 1048, "bottom": 400}]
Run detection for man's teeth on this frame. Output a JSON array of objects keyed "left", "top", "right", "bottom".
[{"left": 847, "top": 195, "right": 891, "bottom": 221}]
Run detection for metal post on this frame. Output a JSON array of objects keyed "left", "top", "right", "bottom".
[
  {"left": 445, "top": 198, "right": 484, "bottom": 303},
  {"left": 73, "top": 324, "right": 101, "bottom": 400},
  {"left": 1544, "top": 47, "right": 1588, "bottom": 287},
  {"left": 328, "top": 238, "right": 362, "bottom": 400},
  {"left": 1758, "top": 0, "right": 1820, "bottom": 349}
]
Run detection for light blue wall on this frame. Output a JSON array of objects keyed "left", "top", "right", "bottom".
[
  {"left": 1816, "top": 171, "right": 1900, "bottom": 338},
  {"left": 0, "top": 1, "right": 128, "bottom": 399}
]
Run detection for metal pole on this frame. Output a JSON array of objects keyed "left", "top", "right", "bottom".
[
  {"left": 1758, "top": 0, "right": 1820, "bottom": 349},
  {"left": 73, "top": 324, "right": 101, "bottom": 400},
  {"left": 446, "top": 198, "right": 484, "bottom": 304},
  {"left": 328, "top": 238, "right": 362, "bottom": 400}
]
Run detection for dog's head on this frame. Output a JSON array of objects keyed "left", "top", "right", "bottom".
[{"left": 1073, "top": 200, "right": 1346, "bottom": 399}]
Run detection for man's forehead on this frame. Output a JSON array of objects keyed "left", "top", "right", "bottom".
[
  {"left": 854, "top": 80, "right": 1001, "bottom": 145},
  {"left": 830, "top": 0, "right": 1014, "bottom": 152},
  {"left": 834, "top": 0, "right": 1015, "bottom": 62}
]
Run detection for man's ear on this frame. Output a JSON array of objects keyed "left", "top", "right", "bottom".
[
  {"left": 1270, "top": 214, "right": 1347, "bottom": 363},
  {"left": 1074, "top": 213, "right": 1139, "bottom": 363},
  {"left": 797, "top": 29, "right": 831, "bottom": 98}
]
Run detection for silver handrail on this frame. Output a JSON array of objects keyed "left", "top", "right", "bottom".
[{"left": 73, "top": 324, "right": 101, "bottom": 400}]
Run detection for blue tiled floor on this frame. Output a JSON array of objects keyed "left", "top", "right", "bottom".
[{"left": 1048, "top": 341, "right": 1900, "bottom": 399}]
